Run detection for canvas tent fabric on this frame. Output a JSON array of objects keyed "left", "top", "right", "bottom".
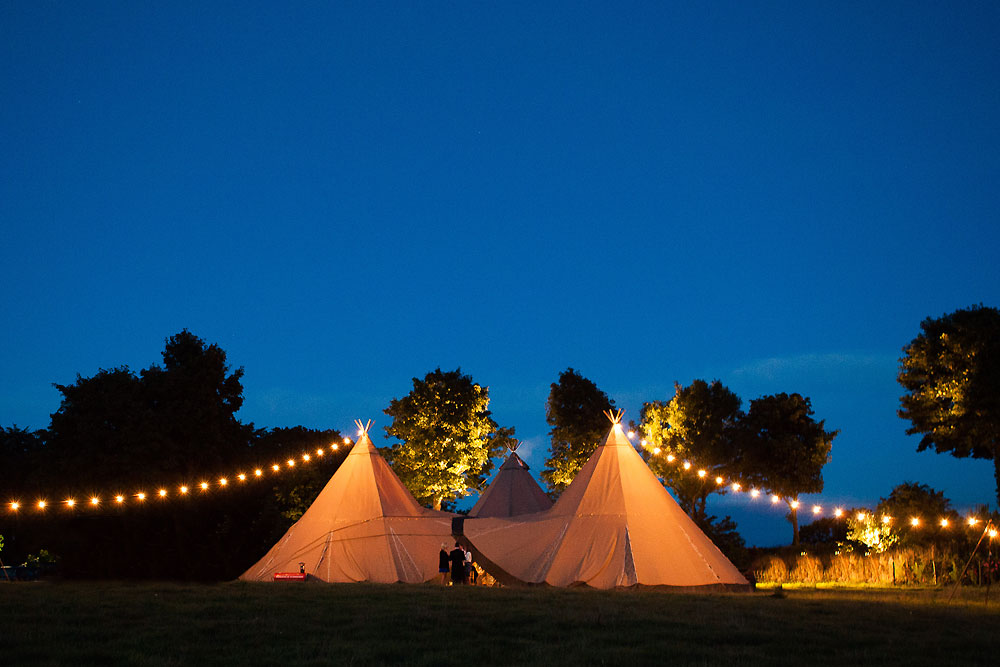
[
  {"left": 468, "top": 451, "right": 552, "bottom": 518},
  {"left": 240, "top": 424, "right": 454, "bottom": 583},
  {"left": 463, "top": 421, "right": 749, "bottom": 589}
]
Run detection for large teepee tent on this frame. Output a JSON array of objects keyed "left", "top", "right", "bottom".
[
  {"left": 468, "top": 442, "right": 552, "bottom": 518},
  {"left": 240, "top": 420, "right": 454, "bottom": 583},
  {"left": 464, "top": 411, "right": 749, "bottom": 589}
]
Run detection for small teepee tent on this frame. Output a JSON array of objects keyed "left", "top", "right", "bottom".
[
  {"left": 468, "top": 442, "right": 552, "bottom": 518},
  {"left": 464, "top": 411, "right": 749, "bottom": 589},
  {"left": 240, "top": 420, "right": 454, "bottom": 583}
]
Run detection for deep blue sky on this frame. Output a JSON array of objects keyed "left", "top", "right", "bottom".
[{"left": 3, "top": 2, "right": 998, "bottom": 545}]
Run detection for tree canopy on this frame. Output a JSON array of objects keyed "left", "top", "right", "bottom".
[
  {"left": 638, "top": 380, "right": 743, "bottom": 521},
  {"left": 740, "top": 392, "right": 837, "bottom": 546},
  {"left": 541, "top": 368, "right": 615, "bottom": 494},
  {"left": 898, "top": 305, "right": 1000, "bottom": 505},
  {"left": 383, "top": 368, "right": 513, "bottom": 510},
  {"left": 875, "top": 482, "right": 960, "bottom": 546}
]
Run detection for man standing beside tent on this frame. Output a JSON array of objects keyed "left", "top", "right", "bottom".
[{"left": 449, "top": 543, "right": 466, "bottom": 585}]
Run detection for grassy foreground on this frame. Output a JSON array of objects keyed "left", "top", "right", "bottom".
[{"left": 1, "top": 582, "right": 998, "bottom": 666}]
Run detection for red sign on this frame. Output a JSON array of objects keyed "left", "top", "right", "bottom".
[{"left": 272, "top": 572, "right": 307, "bottom": 581}]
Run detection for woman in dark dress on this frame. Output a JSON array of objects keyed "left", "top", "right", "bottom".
[{"left": 438, "top": 544, "right": 450, "bottom": 584}]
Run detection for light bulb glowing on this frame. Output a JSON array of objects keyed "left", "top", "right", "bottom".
[
  {"left": 731, "top": 482, "right": 741, "bottom": 492},
  {"left": 343, "top": 437, "right": 350, "bottom": 444},
  {"left": 856, "top": 512, "right": 867, "bottom": 522},
  {"left": 968, "top": 517, "right": 979, "bottom": 526},
  {"left": 834, "top": 508, "right": 844, "bottom": 518},
  {"left": 65, "top": 499, "right": 76, "bottom": 507},
  {"left": 302, "top": 454, "right": 310, "bottom": 462},
  {"left": 115, "top": 495, "right": 125, "bottom": 504},
  {"left": 665, "top": 453, "right": 674, "bottom": 462},
  {"left": 286, "top": 459, "right": 295, "bottom": 467},
  {"left": 627, "top": 430, "right": 635, "bottom": 439},
  {"left": 10, "top": 502, "right": 20, "bottom": 511},
  {"left": 180, "top": 486, "right": 189, "bottom": 494},
  {"left": 136, "top": 492, "right": 146, "bottom": 501},
  {"left": 882, "top": 516, "right": 892, "bottom": 525},
  {"left": 316, "top": 449, "right": 323, "bottom": 456},
  {"left": 789, "top": 500, "right": 799, "bottom": 509},
  {"left": 158, "top": 489, "right": 167, "bottom": 497},
  {"left": 812, "top": 505, "right": 821, "bottom": 515},
  {"left": 989, "top": 529, "right": 998, "bottom": 539},
  {"left": 716, "top": 476, "right": 724, "bottom": 485},
  {"left": 255, "top": 469, "right": 263, "bottom": 477},
  {"left": 653, "top": 447, "right": 661, "bottom": 456},
  {"left": 219, "top": 478, "right": 228, "bottom": 486},
  {"left": 200, "top": 482, "right": 209, "bottom": 491},
  {"left": 332, "top": 444, "right": 339, "bottom": 451},
  {"left": 683, "top": 461, "right": 691, "bottom": 470},
  {"left": 697, "top": 469, "right": 706, "bottom": 478},
  {"left": 750, "top": 489, "right": 760, "bottom": 499},
  {"left": 90, "top": 497, "right": 99, "bottom": 506},
  {"left": 771, "top": 495, "right": 780, "bottom": 504},
  {"left": 37, "top": 500, "right": 46, "bottom": 509},
  {"left": 940, "top": 518, "right": 949, "bottom": 528},
  {"left": 272, "top": 464, "right": 280, "bottom": 472},
  {"left": 238, "top": 473, "right": 246, "bottom": 481},
  {"left": 640, "top": 439, "right": 647, "bottom": 447},
  {"left": 910, "top": 517, "right": 920, "bottom": 527}
]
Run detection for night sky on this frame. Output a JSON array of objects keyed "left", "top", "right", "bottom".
[{"left": 3, "top": 2, "right": 999, "bottom": 545}]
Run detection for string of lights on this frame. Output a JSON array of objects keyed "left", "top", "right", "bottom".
[
  {"left": 625, "top": 430, "right": 999, "bottom": 538},
  {"left": 4, "top": 436, "right": 353, "bottom": 515}
]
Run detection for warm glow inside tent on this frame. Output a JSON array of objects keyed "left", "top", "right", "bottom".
[
  {"left": 240, "top": 421, "right": 454, "bottom": 583},
  {"left": 463, "top": 414, "right": 750, "bottom": 589},
  {"left": 468, "top": 445, "right": 552, "bottom": 518}
]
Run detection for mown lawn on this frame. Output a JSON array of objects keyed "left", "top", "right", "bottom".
[{"left": 1, "top": 581, "right": 998, "bottom": 666}]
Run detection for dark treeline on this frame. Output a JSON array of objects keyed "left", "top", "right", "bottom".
[{"left": 0, "top": 331, "right": 345, "bottom": 580}]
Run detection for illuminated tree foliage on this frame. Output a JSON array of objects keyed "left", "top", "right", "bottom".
[
  {"left": 384, "top": 368, "right": 513, "bottom": 510},
  {"left": 898, "top": 305, "right": 1000, "bottom": 505},
  {"left": 741, "top": 393, "right": 836, "bottom": 546},
  {"left": 638, "top": 380, "right": 743, "bottom": 521},
  {"left": 541, "top": 368, "right": 615, "bottom": 494}
]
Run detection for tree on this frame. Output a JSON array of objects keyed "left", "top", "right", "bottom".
[
  {"left": 898, "top": 305, "right": 1000, "bottom": 505},
  {"left": 541, "top": 368, "right": 615, "bottom": 494},
  {"left": 384, "top": 368, "right": 513, "bottom": 510},
  {"left": 875, "top": 482, "right": 960, "bottom": 546},
  {"left": 0, "top": 425, "right": 46, "bottom": 496},
  {"left": 740, "top": 393, "right": 837, "bottom": 546},
  {"left": 637, "top": 380, "right": 743, "bottom": 521}
]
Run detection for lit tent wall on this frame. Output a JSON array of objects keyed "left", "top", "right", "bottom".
[
  {"left": 240, "top": 420, "right": 454, "bottom": 583},
  {"left": 467, "top": 443, "right": 552, "bottom": 518},
  {"left": 463, "top": 412, "right": 750, "bottom": 589}
]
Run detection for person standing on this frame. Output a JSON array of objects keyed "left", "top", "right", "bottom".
[
  {"left": 449, "top": 542, "right": 466, "bottom": 585},
  {"left": 464, "top": 545, "right": 475, "bottom": 585},
  {"left": 437, "top": 544, "right": 450, "bottom": 585}
]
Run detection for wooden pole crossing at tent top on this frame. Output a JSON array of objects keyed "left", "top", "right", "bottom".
[
  {"left": 603, "top": 408, "right": 625, "bottom": 425},
  {"left": 354, "top": 419, "right": 374, "bottom": 436},
  {"left": 507, "top": 441, "right": 521, "bottom": 453}
]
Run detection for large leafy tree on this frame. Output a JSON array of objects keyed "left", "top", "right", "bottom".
[
  {"left": 638, "top": 380, "right": 743, "bottom": 521},
  {"left": 875, "top": 482, "right": 960, "bottom": 546},
  {"left": 740, "top": 393, "right": 837, "bottom": 546},
  {"left": 898, "top": 305, "right": 1000, "bottom": 505},
  {"left": 384, "top": 368, "right": 513, "bottom": 510},
  {"left": 541, "top": 368, "right": 615, "bottom": 494}
]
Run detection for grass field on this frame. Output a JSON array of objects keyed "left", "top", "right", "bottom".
[{"left": 1, "top": 582, "right": 998, "bottom": 666}]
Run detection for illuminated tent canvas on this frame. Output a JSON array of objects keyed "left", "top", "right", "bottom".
[
  {"left": 240, "top": 420, "right": 454, "bottom": 583},
  {"left": 463, "top": 411, "right": 749, "bottom": 589},
  {"left": 467, "top": 442, "right": 552, "bottom": 518}
]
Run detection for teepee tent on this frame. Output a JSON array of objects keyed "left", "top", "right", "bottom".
[
  {"left": 464, "top": 411, "right": 749, "bottom": 589},
  {"left": 240, "top": 420, "right": 454, "bottom": 583},
  {"left": 468, "top": 442, "right": 552, "bottom": 518}
]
